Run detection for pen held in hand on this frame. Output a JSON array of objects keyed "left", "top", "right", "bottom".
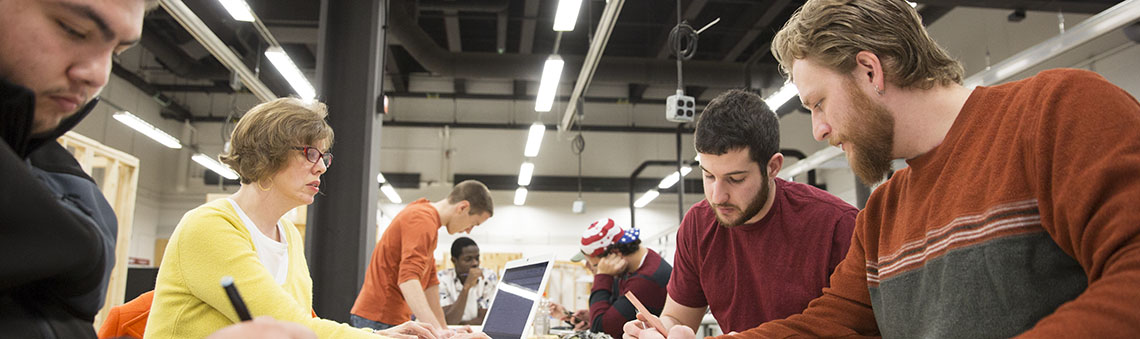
[
  {"left": 625, "top": 291, "right": 668, "bottom": 336},
  {"left": 221, "top": 276, "right": 253, "bottom": 321}
]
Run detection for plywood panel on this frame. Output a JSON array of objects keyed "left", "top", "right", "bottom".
[{"left": 58, "top": 132, "right": 139, "bottom": 332}]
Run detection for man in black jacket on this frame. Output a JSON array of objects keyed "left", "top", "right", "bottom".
[{"left": 0, "top": 0, "right": 149, "bottom": 337}]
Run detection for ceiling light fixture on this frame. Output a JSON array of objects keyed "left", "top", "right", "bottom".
[
  {"left": 553, "top": 0, "right": 584, "bottom": 31},
  {"left": 535, "top": 55, "right": 564, "bottom": 112},
  {"left": 524, "top": 123, "right": 546, "bottom": 157},
  {"left": 764, "top": 83, "right": 799, "bottom": 111},
  {"left": 217, "top": 0, "right": 255, "bottom": 22},
  {"left": 380, "top": 183, "right": 403, "bottom": 203},
  {"left": 514, "top": 187, "right": 529, "bottom": 206},
  {"left": 112, "top": 111, "right": 182, "bottom": 149},
  {"left": 192, "top": 153, "right": 239, "bottom": 180},
  {"left": 657, "top": 166, "right": 693, "bottom": 189},
  {"left": 633, "top": 189, "right": 660, "bottom": 208},
  {"left": 265, "top": 46, "right": 315, "bottom": 101},
  {"left": 518, "top": 162, "right": 535, "bottom": 186}
]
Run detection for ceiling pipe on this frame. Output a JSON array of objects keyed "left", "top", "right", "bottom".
[
  {"left": 561, "top": 0, "right": 626, "bottom": 133},
  {"left": 964, "top": 0, "right": 1140, "bottom": 88},
  {"left": 139, "top": 26, "right": 231, "bottom": 80},
  {"left": 158, "top": 0, "right": 276, "bottom": 101},
  {"left": 418, "top": 0, "right": 509, "bottom": 12},
  {"left": 387, "top": 0, "right": 769, "bottom": 87}
]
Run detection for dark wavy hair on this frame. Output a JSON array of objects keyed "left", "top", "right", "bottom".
[{"left": 604, "top": 239, "right": 641, "bottom": 256}]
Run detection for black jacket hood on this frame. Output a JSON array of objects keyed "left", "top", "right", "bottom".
[{"left": 0, "top": 78, "right": 99, "bottom": 158}]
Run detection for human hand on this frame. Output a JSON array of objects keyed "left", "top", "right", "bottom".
[
  {"left": 596, "top": 253, "right": 627, "bottom": 276},
  {"left": 206, "top": 316, "right": 316, "bottom": 339},
  {"left": 548, "top": 302, "right": 569, "bottom": 319},
  {"left": 378, "top": 320, "right": 437, "bottom": 339},
  {"left": 449, "top": 332, "right": 491, "bottom": 339},
  {"left": 571, "top": 309, "right": 590, "bottom": 331},
  {"left": 621, "top": 317, "right": 695, "bottom": 339},
  {"left": 463, "top": 268, "right": 483, "bottom": 289}
]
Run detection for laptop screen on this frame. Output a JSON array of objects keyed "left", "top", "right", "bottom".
[{"left": 482, "top": 261, "right": 549, "bottom": 339}]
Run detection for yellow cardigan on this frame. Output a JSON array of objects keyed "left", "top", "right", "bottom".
[{"left": 145, "top": 199, "right": 385, "bottom": 338}]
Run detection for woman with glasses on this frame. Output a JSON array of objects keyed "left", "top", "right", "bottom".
[{"left": 146, "top": 98, "right": 440, "bottom": 339}]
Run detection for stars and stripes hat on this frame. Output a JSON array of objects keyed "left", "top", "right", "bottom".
[{"left": 570, "top": 218, "right": 640, "bottom": 262}]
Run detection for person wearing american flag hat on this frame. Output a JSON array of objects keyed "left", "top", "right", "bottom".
[{"left": 549, "top": 218, "right": 672, "bottom": 338}]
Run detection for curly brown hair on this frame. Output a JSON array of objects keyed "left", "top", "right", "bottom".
[{"left": 219, "top": 98, "right": 334, "bottom": 184}]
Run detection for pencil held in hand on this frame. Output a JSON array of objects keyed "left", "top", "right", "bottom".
[
  {"left": 221, "top": 276, "right": 253, "bottom": 321},
  {"left": 625, "top": 291, "right": 667, "bottom": 335}
]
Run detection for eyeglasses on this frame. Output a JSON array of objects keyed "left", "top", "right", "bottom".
[{"left": 292, "top": 146, "right": 333, "bottom": 168}]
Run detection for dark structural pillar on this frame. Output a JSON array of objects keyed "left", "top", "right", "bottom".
[{"left": 307, "top": 0, "right": 387, "bottom": 322}]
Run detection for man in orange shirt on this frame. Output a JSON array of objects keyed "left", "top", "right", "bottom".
[{"left": 351, "top": 180, "right": 494, "bottom": 332}]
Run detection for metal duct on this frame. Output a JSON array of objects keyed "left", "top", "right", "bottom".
[
  {"left": 140, "top": 27, "right": 231, "bottom": 80},
  {"left": 387, "top": 0, "right": 770, "bottom": 87},
  {"left": 418, "top": 0, "right": 509, "bottom": 12}
]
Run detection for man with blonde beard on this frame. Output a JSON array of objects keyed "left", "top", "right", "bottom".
[{"left": 626, "top": 0, "right": 1140, "bottom": 338}]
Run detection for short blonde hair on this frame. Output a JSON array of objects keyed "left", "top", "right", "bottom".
[
  {"left": 771, "top": 0, "right": 963, "bottom": 89},
  {"left": 219, "top": 98, "right": 334, "bottom": 184}
]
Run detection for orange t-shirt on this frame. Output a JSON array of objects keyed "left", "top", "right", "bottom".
[{"left": 351, "top": 198, "right": 441, "bottom": 325}]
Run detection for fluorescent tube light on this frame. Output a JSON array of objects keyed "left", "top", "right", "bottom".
[
  {"left": 192, "top": 153, "right": 239, "bottom": 180},
  {"left": 376, "top": 172, "right": 386, "bottom": 183},
  {"left": 553, "top": 0, "right": 583, "bottom": 31},
  {"left": 381, "top": 183, "right": 403, "bottom": 203},
  {"left": 633, "top": 189, "right": 660, "bottom": 208},
  {"left": 112, "top": 111, "right": 182, "bottom": 149},
  {"left": 514, "top": 187, "right": 528, "bottom": 206},
  {"left": 764, "top": 83, "right": 798, "bottom": 111},
  {"left": 524, "top": 123, "right": 546, "bottom": 157},
  {"left": 518, "top": 162, "right": 535, "bottom": 186},
  {"left": 217, "top": 0, "right": 255, "bottom": 22},
  {"left": 535, "top": 55, "right": 564, "bottom": 112},
  {"left": 657, "top": 166, "right": 693, "bottom": 189},
  {"left": 265, "top": 46, "right": 315, "bottom": 101}
]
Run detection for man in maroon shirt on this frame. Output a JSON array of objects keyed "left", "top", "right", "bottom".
[{"left": 629, "top": 89, "right": 857, "bottom": 336}]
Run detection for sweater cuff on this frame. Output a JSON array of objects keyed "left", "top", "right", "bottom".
[{"left": 592, "top": 274, "right": 615, "bottom": 291}]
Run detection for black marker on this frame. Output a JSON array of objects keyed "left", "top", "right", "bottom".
[{"left": 220, "top": 276, "right": 253, "bottom": 321}]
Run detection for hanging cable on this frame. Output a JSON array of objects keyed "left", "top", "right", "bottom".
[{"left": 571, "top": 111, "right": 585, "bottom": 198}]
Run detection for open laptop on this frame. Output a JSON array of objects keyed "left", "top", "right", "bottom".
[{"left": 479, "top": 254, "right": 555, "bottom": 339}]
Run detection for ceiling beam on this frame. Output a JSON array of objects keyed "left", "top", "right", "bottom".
[
  {"left": 723, "top": 0, "right": 793, "bottom": 62},
  {"left": 110, "top": 62, "right": 195, "bottom": 121},
  {"left": 384, "top": 91, "right": 711, "bottom": 106},
  {"left": 513, "top": 80, "right": 528, "bottom": 97},
  {"left": 519, "top": 0, "right": 540, "bottom": 54},
  {"left": 684, "top": 85, "right": 707, "bottom": 99},
  {"left": 385, "top": 47, "right": 408, "bottom": 93},
  {"left": 629, "top": 84, "right": 649, "bottom": 102},
  {"left": 652, "top": 0, "right": 711, "bottom": 59},
  {"left": 444, "top": 10, "right": 462, "bottom": 52},
  {"left": 453, "top": 79, "right": 467, "bottom": 95},
  {"left": 919, "top": 5, "right": 955, "bottom": 26},
  {"left": 914, "top": 0, "right": 1116, "bottom": 14},
  {"left": 454, "top": 173, "right": 703, "bottom": 193}
]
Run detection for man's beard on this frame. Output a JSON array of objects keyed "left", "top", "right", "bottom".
[
  {"left": 713, "top": 172, "right": 770, "bottom": 228},
  {"left": 842, "top": 79, "right": 896, "bottom": 185}
]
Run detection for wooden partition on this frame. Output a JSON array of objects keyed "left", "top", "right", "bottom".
[
  {"left": 57, "top": 132, "right": 140, "bottom": 332},
  {"left": 437, "top": 252, "right": 524, "bottom": 276}
]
